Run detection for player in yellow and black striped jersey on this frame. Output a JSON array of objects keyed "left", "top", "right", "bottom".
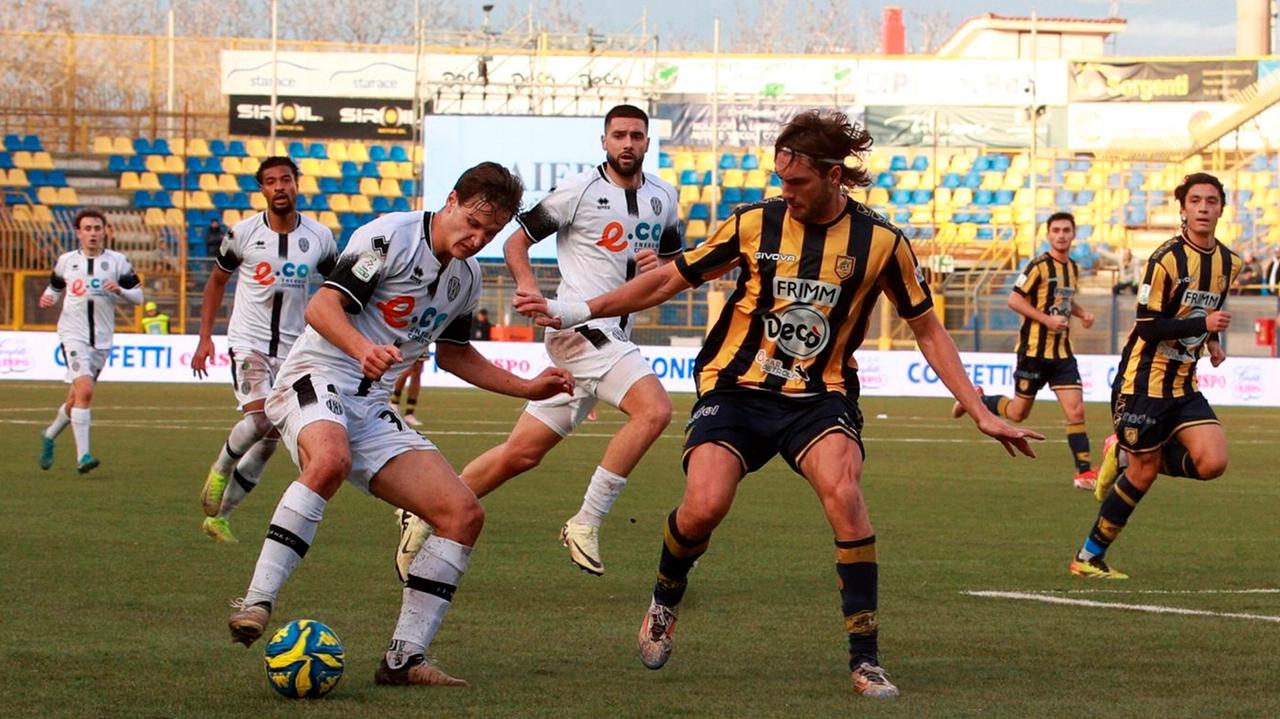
[
  {"left": 1070, "top": 172, "right": 1241, "bottom": 581},
  {"left": 956, "top": 212, "right": 1099, "bottom": 490},
  {"left": 516, "top": 110, "right": 1042, "bottom": 699}
]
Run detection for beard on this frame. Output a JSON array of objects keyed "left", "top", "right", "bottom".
[
  {"left": 606, "top": 150, "right": 644, "bottom": 178},
  {"left": 269, "top": 195, "right": 296, "bottom": 216}
]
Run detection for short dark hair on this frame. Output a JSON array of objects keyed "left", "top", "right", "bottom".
[
  {"left": 605, "top": 104, "right": 649, "bottom": 131},
  {"left": 774, "top": 110, "right": 874, "bottom": 189},
  {"left": 452, "top": 162, "right": 524, "bottom": 219},
  {"left": 73, "top": 207, "right": 107, "bottom": 229},
  {"left": 256, "top": 156, "right": 300, "bottom": 184},
  {"left": 1174, "top": 172, "right": 1226, "bottom": 207},
  {"left": 1046, "top": 211, "right": 1076, "bottom": 229}
]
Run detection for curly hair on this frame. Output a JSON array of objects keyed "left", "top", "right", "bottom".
[{"left": 774, "top": 110, "right": 874, "bottom": 189}]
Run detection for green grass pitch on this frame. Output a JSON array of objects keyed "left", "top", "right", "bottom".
[{"left": 2, "top": 381, "right": 1277, "bottom": 718}]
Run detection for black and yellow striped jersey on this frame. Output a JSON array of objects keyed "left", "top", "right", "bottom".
[
  {"left": 1011, "top": 253, "right": 1080, "bottom": 360},
  {"left": 673, "top": 197, "right": 933, "bottom": 397},
  {"left": 1114, "top": 235, "right": 1242, "bottom": 398}
]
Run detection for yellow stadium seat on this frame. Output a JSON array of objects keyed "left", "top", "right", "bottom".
[
  {"left": 163, "top": 155, "right": 184, "bottom": 174},
  {"left": 936, "top": 224, "right": 958, "bottom": 243},
  {"left": 30, "top": 204, "right": 52, "bottom": 224},
  {"left": 37, "top": 187, "right": 59, "bottom": 205},
  {"left": 144, "top": 208, "right": 166, "bottom": 226},
  {"left": 299, "top": 176, "right": 320, "bottom": 195},
  {"left": 933, "top": 207, "right": 953, "bottom": 223},
  {"left": 145, "top": 155, "right": 167, "bottom": 174},
  {"left": 12, "top": 152, "right": 33, "bottom": 169},
  {"left": 320, "top": 159, "right": 342, "bottom": 178},
  {"left": 56, "top": 188, "right": 77, "bottom": 204},
  {"left": 112, "top": 137, "right": 134, "bottom": 155},
  {"left": 909, "top": 208, "right": 932, "bottom": 225},
  {"left": 319, "top": 211, "right": 340, "bottom": 229},
  {"left": 698, "top": 185, "right": 720, "bottom": 204},
  {"left": 327, "top": 143, "right": 348, "bottom": 162},
  {"left": 759, "top": 149, "right": 775, "bottom": 172},
  {"left": 721, "top": 169, "right": 744, "bottom": 188},
  {"left": 658, "top": 168, "right": 678, "bottom": 185},
  {"left": 951, "top": 188, "right": 973, "bottom": 207},
  {"left": 187, "top": 138, "right": 212, "bottom": 158},
  {"left": 245, "top": 139, "right": 268, "bottom": 158},
  {"left": 678, "top": 185, "right": 700, "bottom": 204},
  {"left": 412, "top": 146, "right": 423, "bottom": 164},
  {"left": 350, "top": 194, "right": 373, "bottom": 213},
  {"left": 934, "top": 187, "right": 952, "bottom": 206},
  {"left": 299, "top": 158, "right": 322, "bottom": 177},
  {"left": 695, "top": 153, "right": 716, "bottom": 173},
  {"left": 1063, "top": 172, "right": 1087, "bottom": 191},
  {"left": 347, "top": 143, "right": 370, "bottom": 164},
  {"left": 198, "top": 174, "right": 218, "bottom": 192},
  {"left": 946, "top": 155, "right": 973, "bottom": 174},
  {"left": 269, "top": 141, "right": 287, "bottom": 156},
  {"left": 765, "top": 185, "right": 782, "bottom": 198},
  {"left": 221, "top": 209, "right": 242, "bottom": 226},
  {"left": 4, "top": 168, "right": 28, "bottom": 187},
  {"left": 167, "top": 137, "right": 186, "bottom": 156},
  {"left": 957, "top": 224, "right": 978, "bottom": 242},
  {"left": 744, "top": 169, "right": 768, "bottom": 188},
  {"left": 32, "top": 152, "right": 54, "bottom": 170},
  {"left": 999, "top": 172, "right": 1024, "bottom": 191},
  {"left": 11, "top": 205, "right": 32, "bottom": 222},
  {"left": 980, "top": 173, "right": 1003, "bottom": 191},
  {"left": 329, "top": 195, "right": 351, "bottom": 213},
  {"left": 868, "top": 187, "right": 890, "bottom": 206},
  {"left": 379, "top": 178, "right": 402, "bottom": 197},
  {"left": 1035, "top": 187, "right": 1054, "bottom": 207},
  {"left": 378, "top": 162, "right": 401, "bottom": 180},
  {"left": 302, "top": 211, "right": 318, "bottom": 222},
  {"left": 218, "top": 174, "right": 239, "bottom": 192},
  {"left": 897, "top": 172, "right": 920, "bottom": 191},
  {"left": 139, "top": 172, "right": 162, "bottom": 191},
  {"left": 92, "top": 136, "right": 114, "bottom": 155},
  {"left": 189, "top": 191, "right": 213, "bottom": 210},
  {"left": 359, "top": 177, "right": 381, "bottom": 196},
  {"left": 1009, "top": 154, "right": 1030, "bottom": 173},
  {"left": 119, "top": 172, "right": 141, "bottom": 190},
  {"left": 220, "top": 157, "right": 242, "bottom": 175},
  {"left": 1086, "top": 172, "right": 1108, "bottom": 189},
  {"left": 1012, "top": 188, "right": 1031, "bottom": 206},
  {"left": 685, "top": 219, "right": 708, "bottom": 240},
  {"left": 250, "top": 192, "right": 267, "bottom": 211},
  {"left": 165, "top": 208, "right": 185, "bottom": 225},
  {"left": 867, "top": 155, "right": 891, "bottom": 174},
  {"left": 992, "top": 207, "right": 1014, "bottom": 225},
  {"left": 399, "top": 162, "right": 415, "bottom": 180},
  {"left": 673, "top": 152, "right": 695, "bottom": 172}
]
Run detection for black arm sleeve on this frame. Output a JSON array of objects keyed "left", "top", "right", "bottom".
[
  {"left": 49, "top": 272, "right": 66, "bottom": 291},
  {"left": 316, "top": 252, "right": 337, "bottom": 277},
  {"left": 657, "top": 224, "right": 683, "bottom": 257},
  {"left": 517, "top": 205, "right": 559, "bottom": 242},
  {"left": 323, "top": 254, "right": 381, "bottom": 312},
  {"left": 118, "top": 272, "right": 141, "bottom": 289},
  {"left": 436, "top": 312, "right": 473, "bottom": 345},
  {"left": 1134, "top": 309, "right": 1208, "bottom": 342}
]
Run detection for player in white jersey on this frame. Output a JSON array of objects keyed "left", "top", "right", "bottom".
[
  {"left": 191, "top": 157, "right": 338, "bottom": 544},
  {"left": 227, "top": 163, "right": 573, "bottom": 688},
  {"left": 396, "top": 104, "right": 683, "bottom": 579},
  {"left": 38, "top": 209, "right": 144, "bottom": 474}
]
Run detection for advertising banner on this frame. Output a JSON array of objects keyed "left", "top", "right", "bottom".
[
  {"left": 1067, "top": 102, "right": 1236, "bottom": 151},
  {"left": 657, "top": 101, "right": 842, "bottom": 148},
  {"left": 3, "top": 332, "right": 1278, "bottom": 408},
  {"left": 1069, "top": 61, "right": 1258, "bottom": 103},
  {"left": 863, "top": 105, "right": 1067, "bottom": 149},
  {"left": 420, "top": 115, "right": 660, "bottom": 261},
  {"left": 228, "top": 95, "right": 415, "bottom": 139}
]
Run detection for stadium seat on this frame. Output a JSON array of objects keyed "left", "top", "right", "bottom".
[
  {"left": 378, "top": 161, "right": 401, "bottom": 180},
  {"left": 359, "top": 178, "right": 381, "bottom": 196},
  {"left": 92, "top": 136, "right": 114, "bottom": 155},
  {"left": 237, "top": 175, "right": 258, "bottom": 193},
  {"left": 372, "top": 196, "right": 392, "bottom": 213},
  {"left": 698, "top": 185, "right": 720, "bottom": 205},
  {"left": 719, "top": 153, "right": 738, "bottom": 170},
  {"left": 287, "top": 141, "right": 307, "bottom": 158},
  {"left": 347, "top": 143, "right": 370, "bottom": 163},
  {"left": 389, "top": 145, "right": 409, "bottom": 163},
  {"left": 350, "top": 194, "right": 373, "bottom": 214},
  {"left": 741, "top": 153, "right": 760, "bottom": 171},
  {"left": 185, "top": 138, "right": 211, "bottom": 158},
  {"left": 228, "top": 140, "right": 249, "bottom": 158},
  {"left": 216, "top": 174, "right": 238, "bottom": 192},
  {"left": 244, "top": 139, "right": 268, "bottom": 158},
  {"left": 309, "top": 194, "right": 330, "bottom": 211},
  {"left": 910, "top": 155, "right": 929, "bottom": 172},
  {"left": 678, "top": 185, "right": 700, "bottom": 204},
  {"left": 391, "top": 197, "right": 410, "bottom": 212},
  {"left": 144, "top": 207, "right": 166, "bottom": 226},
  {"left": 139, "top": 172, "right": 162, "bottom": 191},
  {"left": 741, "top": 187, "right": 765, "bottom": 203},
  {"left": 210, "top": 139, "right": 230, "bottom": 157},
  {"left": 688, "top": 203, "right": 711, "bottom": 221},
  {"left": 119, "top": 172, "right": 141, "bottom": 191},
  {"left": 368, "top": 145, "right": 389, "bottom": 163},
  {"left": 298, "top": 175, "right": 320, "bottom": 195},
  {"left": 329, "top": 194, "right": 351, "bottom": 212},
  {"left": 694, "top": 152, "right": 716, "bottom": 173},
  {"left": 6, "top": 168, "right": 30, "bottom": 187},
  {"left": 379, "top": 178, "right": 402, "bottom": 197},
  {"left": 686, "top": 219, "right": 708, "bottom": 241},
  {"left": 143, "top": 155, "right": 166, "bottom": 174},
  {"left": 722, "top": 187, "right": 743, "bottom": 205},
  {"left": 721, "top": 169, "right": 745, "bottom": 188}
]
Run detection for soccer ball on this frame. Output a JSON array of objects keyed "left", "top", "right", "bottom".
[{"left": 263, "top": 619, "right": 345, "bottom": 698}]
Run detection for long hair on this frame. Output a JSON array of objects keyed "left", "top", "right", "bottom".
[{"left": 774, "top": 110, "right": 874, "bottom": 189}]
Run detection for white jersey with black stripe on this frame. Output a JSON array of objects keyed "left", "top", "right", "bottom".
[
  {"left": 216, "top": 211, "right": 338, "bottom": 358},
  {"left": 49, "top": 249, "right": 141, "bottom": 350},
  {"left": 517, "top": 164, "right": 682, "bottom": 339},
  {"left": 274, "top": 211, "right": 481, "bottom": 400}
]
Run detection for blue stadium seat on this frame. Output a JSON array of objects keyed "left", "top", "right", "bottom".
[
  {"left": 1055, "top": 190, "right": 1074, "bottom": 207},
  {"left": 717, "top": 204, "right": 733, "bottom": 221},
  {"left": 212, "top": 192, "right": 231, "bottom": 209},
  {"left": 972, "top": 156, "right": 990, "bottom": 172},
  {"left": 1072, "top": 159, "right": 1091, "bottom": 172},
  {"left": 889, "top": 155, "right": 908, "bottom": 171},
  {"left": 339, "top": 227, "right": 356, "bottom": 247},
  {"left": 0, "top": 152, "right": 12, "bottom": 170},
  {"left": 976, "top": 226, "right": 994, "bottom": 240},
  {"left": 990, "top": 155, "right": 1011, "bottom": 172},
  {"left": 134, "top": 191, "right": 153, "bottom": 208},
  {"left": 941, "top": 173, "right": 961, "bottom": 189},
  {"left": 741, "top": 187, "right": 765, "bottom": 203},
  {"left": 288, "top": 141, "right": 307, "bottom": 158},
  {"left": 185, "top": 156, "right": 204, "bottom": 173},
  {"left": 768, "top": 173, "right": 781, "bottom": 187},
  {"left": 679, "top": 169, "right": 701, "bottom": 186},
  {"left": 154, "top": 191, "right": 174, "bottom": 209},
  {"left": 48, "top": 170, "right": 68, "bottom": 187},
  {"left": 719, "top": 153, "right": 738, "bottom": 170},
  {"left": 239, "top": 175, "right": 259, "bottom": 192},
  {"left": 1076, "top": 225, "right": 1094, "bottom": 241},
  {"left": 953, "top": 211, "right": 972, "bottom": 223},
  {"left": 340, "top": 213, "right": 361, "bottom": 228},
  {"left": 875, "top": 172, "right": 895, "bottom": 188},
  {"left": 391, "top": 197, "right": 410, "bottom": 212},
  {"left": 389, "top": 145, "right": 409, "bottom": 163},
  {"left": 319, "top": 177, "right": 340, "bottom": 194},
  {"left": 741, "top": 153, "right": 760, "bottom": 171},
  {"left": 205, "top": 157, "right": 223, "bottom": 174},
  {"left": 210, "top": 140, "right": 230, "bottom": 157},
  {"left": 890, "top": 189, "right": 912, "bottom": 205},
  {"left": 309, "top": 194, "right": 330, "bottom": 211},
  {"left": 228, "top": 140, "right": 249, "bottom": 157},
  {"left": 232, "top": 193, "right": 251, "bottom": 210},
  {"left": 400, "top": 180, "right": 415, "bottom": 196},
  {"left": 341, "top": 161, "right": 360, "bottom": 177},
  {"left": 133, "top": 138, "right": 153, "bottom": 155},
  {"left": 658, "top": 152, "right": 673, "bottom": 168},
  {"left": 972, "top": 211, "right": 993, "bottom": 224},
  {"left": 688, "top": 204, "right": 711, "bottom": 221},
  {"left": 1076, "top": 190, "right": 1095, "bottom": 204},
  {"left": 360, "top": 162, "right": 380, "bottom": 178},
  {"left": 3, "top": 135, "right": 22, "bottom": 151},
  {"left": 340, "top": 177, "right": 360, "bottom": 194},
  {"left": 722, "top": 187, "right": 743, "bottom": 204},
  {"left": 369, "top": 145, "right": 389, "bottom": 162},
  {"left": 152, "top": 138, "right": 172, "bottom": 156},
  {"left": 974, "top": 190, "right": 994, "bottom": 206},
  {"left": 358, "top": 213, "right": 376, "bottom": 225},
  {"left": 892, "top": 210, "right": 910, "bottom": 224},
  {"left": 372, "top": 196, "right": 392, "bottom": 213},
  {"left": 963, "top": 173, "right": 982, "bottom": 189},
  {"left": 993, "top": 190, "right": 1014, "bottom": 205},
  {"left": 296, "top": 195, "right": 311, "bottom": 211},
  {"left": 127, "top": 156, "right": 146, "bottom": 172},
  {"left": 23, "top": 135, "right": 41, "bottom": 152},
  {"left": 910, "top": 155, "right": 929, "bottom": 172},
  {"left": 308, "top": 143, "right": 328, "bottom": 159},
  {"left": 27, "top": 170, "right": 47, "bottom": 186},
  {"left": 911, "top": 189, "right": 933, "bottom": 204}
]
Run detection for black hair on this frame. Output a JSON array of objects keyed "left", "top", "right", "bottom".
[
  {"left": 605, "top": 104, "right": 649, "bottom": 131},
  {"left": 1046, "top": 211, "right": 1076, "bottom": 229},
  {"left": 774, "top": 109, "right": 874, "bottom": 189},
  {"left": 255, "top": 156, "right": 300, "bottom": 184},
  {"left": 1174, "top": 172, "right": 1226, "bottom": 207}
]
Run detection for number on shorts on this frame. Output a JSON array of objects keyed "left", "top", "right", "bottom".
[{"left": 378, "top": 409, "right": 404, "bottom": 432}]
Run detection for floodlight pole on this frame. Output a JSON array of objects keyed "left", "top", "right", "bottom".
[
  {"left": 710, "top": 17, "right": 720, "bottom": 234},
  {"left": 1028, "top": 10, "right": 1038, "bottom": 257},
  {"left": 269, "top": 0, "right": 279, "bottom": 147}
]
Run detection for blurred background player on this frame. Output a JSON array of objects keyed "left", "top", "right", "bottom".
[
  {"left": 952, "top": 211, "right": 1098, "bottom": 490},
  {"left": 470, "top": 307, "right": 493, "bottom": 340},
  {"left": 519, "top": 110, "right": 1042, "bottom": 698},
  {"left": 140, "top": 301, "right": 169, "bottom": 334},
  {"left": 1071, "top": 173, "right": 1241, "bottom": 580},
  {"left": 226, "top": 162, "right": 573, "bottom": 688},
  {"left": 391, "top": 359, "right": 425, "bottom": 428},
  {"left": 396, "top": 104, "right": 682, "bottom": 579},
  {"left": 38, "top": 208, "right": 144, "bottom": 474},
  {"left": 191, "top": 157, "right": 338, "bottom": 543}
]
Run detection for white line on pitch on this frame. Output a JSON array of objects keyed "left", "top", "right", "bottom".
[
  {"left": 963, "top": 590, "right": 1280, "bottom": 623},
  {"left": 1039, "top": 588, "right": 1280, "bottom": 595}
]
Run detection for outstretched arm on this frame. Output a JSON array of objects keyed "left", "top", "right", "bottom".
[
  {"left": 436, "top": 341, "right": 574, "bottom": 399},
  {"left": 515, "top": 262, "right": 694, "bottom": 329}
]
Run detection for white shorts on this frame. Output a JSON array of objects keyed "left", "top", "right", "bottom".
[
  {"left": 61, "top": 341, "right": 108, "bottom": 383},
  {"left": 230, "top": 348, "right": 284, "bottom": 410},
  {"left": 265, "top": 373, "right": 436, "bottom": 494},
  {"left": 525, "top": 328, "right": 655, "bottom": 437}
]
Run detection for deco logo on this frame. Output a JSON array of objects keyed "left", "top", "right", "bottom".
[{"left": 763, "top": 306, "right": 829, "bottom": 359}]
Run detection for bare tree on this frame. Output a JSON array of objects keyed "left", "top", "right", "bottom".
[{"left": 909, "top": 8, "right": 954, "bottom": 54}]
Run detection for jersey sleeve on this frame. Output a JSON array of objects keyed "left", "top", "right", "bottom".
[
  {"left": 117, "top": 256, "right": 141, "bottom": 289},
  {"left": 214, "top": 226, "right": 243, "bottom": 272},
  {"left": 324, "top": 224, "right": 406, "bottom": 312},
  {"left": 1011, "top": 260, "right": 1041, "bottom": 298},
  {"left": 316, "top": 228, "right": 339, "bottom": 277},
  {"left": 48, "top": 254, "right": 67, "bottom": 292},
  {"left": 674, "top": 212, "right": 741, "bottom": 287},
  {"left": 1137, "top": 257, "right": 1171, "bottom": 314},
  {"left": 515, "top": 181, "right": 580, "bottom": 243},
  {"left": 879, "top": 233, "right": 934, "bottom": 320},
  {"left": 658, "top": 195, "right": 684, "bottom": 257}
]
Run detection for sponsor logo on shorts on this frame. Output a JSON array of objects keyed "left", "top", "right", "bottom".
[{"left": 690, "top": 404, "right": 720, "bottom": 422}]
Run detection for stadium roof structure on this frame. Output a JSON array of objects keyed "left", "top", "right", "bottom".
[{"left": 936, "top": 13, "right": 1128, "bottom": 59}]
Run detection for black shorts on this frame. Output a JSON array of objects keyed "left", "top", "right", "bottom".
[
  {"left": 682, "top": 389, "right": 864, "bottom": 475},
  {"left": 1111, "top": 391, "right": 1219, "bottom": 454},
  {"left": 1014, "top": 355, "right": 1082, "bottom": 398}
]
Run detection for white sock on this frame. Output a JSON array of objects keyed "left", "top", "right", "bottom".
[
  {"left": 44, "top": 404, "right": 71, "bottom": 439},
  {"left": 70, "top": 407, "right": 91, "bottom": 458},
  {"left": 387, "top": 535, "right": 472, "bottom": 667},
  {"left": 215, "top": 413, "right": 270, "bottom": 476},
  {"left": 573, "top": 466, "right": 628, "bottom": 527},
  {"left": 243, "top": 481, "right": 327, "bottom": 608},
  {"left": 218, "top": 437, "right": 279, "bottom": 518}
]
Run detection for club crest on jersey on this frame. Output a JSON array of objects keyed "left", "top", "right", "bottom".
[
  {"left": 299, "top": 236, "right": 310, "bottom": 253},
  {"left": 1215, "top": 275, "right": 1228, "bottom": 292},
  {"left": 651, "top": 197, "right": 663, "bottom": 215},
  {"left": 835, "top": 255, "right": 856, "bottom": 280},
  {"left": 353, "top": 250, "right": 383, "bottom": 282},
  {"left": 447, "top": 276, "right": 461, "bottom": 302},
  {"left": 100, "top": 260, "right": 110, "bottom": 271},
  {"left": 1124, "top": 427, "right": 1138, "bottom": 445}
]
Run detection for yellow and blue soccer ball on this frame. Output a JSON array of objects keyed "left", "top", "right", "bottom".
[{"left": 263, "top": 619, "right": 345, "bottom": 698}]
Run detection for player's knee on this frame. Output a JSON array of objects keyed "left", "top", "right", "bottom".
[
  {"left": 437, "top": 496, "right": 485, "bottom": 543},
  {"left": 304, "top": 450, "right": 350, "bottom": 490},
  {"left": 1005, "top": 404, "right": 1030, "bottom": 422},
  {"left": 678, "top": 499, "right": 729, "bottom": 536},
  {"left": 247, "top": 412, "right": 274, "bottom": 438},
  {"left": 633, "top": 402, "right": 673, "bottom": 438},
  {"left": 1195, "top": 454, "right": 1228, "bottom": 480}
]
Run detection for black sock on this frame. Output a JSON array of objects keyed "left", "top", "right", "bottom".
[
  {"left": 1083, "top": 475, "right": 1147, "bottom": 558},
  {"left": 1066, "top": 423, "right": 1092, "bottom": 472},
  {"left": 653, "top": 509, "right": 708, "bottom": 607},
  {"left": 836, "top": 535, "right": 879, "bottom": 669},
  {"left": 391, "top": 391, "right": 402, "bottom": 405},
  {"left": 1160, "top": 439, "right": 1201, "bottom": 479},
  {"left": 982, "top": 394, "right": 1010, "bottom": 418}
]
